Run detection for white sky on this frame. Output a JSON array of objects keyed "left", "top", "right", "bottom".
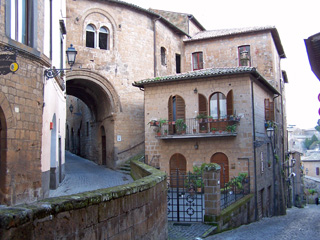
[{"left": 125, "top": 0, "right": 320, "bottom": 129}]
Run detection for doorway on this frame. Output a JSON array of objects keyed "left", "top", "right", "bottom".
[{"left": 210, "top": 152, "right": 229, "bottom": 187}]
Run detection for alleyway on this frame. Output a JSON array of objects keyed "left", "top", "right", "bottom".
[{"left": 49, "top": 151, "right": 133, "bottom": 197}]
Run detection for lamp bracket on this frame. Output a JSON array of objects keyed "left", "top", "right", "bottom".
[{"left": 44, "top": 68, "right": 71, "bottom": 79}]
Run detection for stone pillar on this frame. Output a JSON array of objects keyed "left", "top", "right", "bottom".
[{"left": 203, "top": 164, "right": 221, "bottom": 221}]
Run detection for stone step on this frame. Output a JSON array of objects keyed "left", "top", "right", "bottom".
[{"left": 201, "top": 225, "right": 218, "bottom": 238}]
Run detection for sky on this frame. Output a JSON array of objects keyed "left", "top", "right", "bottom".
[{"left": 125, "top": 0, "right": 320, "bottom": 130}]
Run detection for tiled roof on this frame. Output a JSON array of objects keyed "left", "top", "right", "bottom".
[
  {"left": 133, "top": 67, "right": 280, "bottom": 94},
  {"left": 185, "top": 26, "right": 286, "bottom": 58}
]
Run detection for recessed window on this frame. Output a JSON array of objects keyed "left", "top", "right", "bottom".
[
  {"left": 192, "top": 52, "right": 203, "bottom": 70},
  {"left": 238, "top": 45, "right": 251, "bottom": 66},
  {"left": 7, "top": 0, "right": 35, "bottom": 47},
  {"left": 99, "top": 27, "right": 109, "bottom": 50},
  {"left": 86, "top": 24, "right": 95, "bottom": 48},
  {"left": 161, "top": 47, "right": 166, "bottom": 66},
  {"left": 316, "top": 167, "right": 319, "bottom": 176}
]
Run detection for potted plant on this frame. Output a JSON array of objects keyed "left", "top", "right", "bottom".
[
  {"left": 200, "top": 125, "right": 207, "bottom": 133},
  {"left": 164, "top": 129, "right": 168, "bottom": 136},
  {"left": 193, "top": 128, "right": 197, "bottom": 134},
  {"left": 155, "top": 128, "right": 161, "bottom": 136},
  {"left": 196, "top": 113, "right": 207, "bottom": 123},
  {"left": 211, "top": 127, "right": 217, "bottom": 133},
  {"left": 208, "top": 116, "right": 213, "bottom": 122},
  {"left": 175, "top": 119, "right": 185, "bottom": 134},
  {"left": 226, "top": 124, "right": 237, "bottom": 133}
]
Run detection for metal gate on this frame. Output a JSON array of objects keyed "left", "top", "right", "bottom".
[{"left": 167, "top": 170, "right": 204, "bottom": 222}]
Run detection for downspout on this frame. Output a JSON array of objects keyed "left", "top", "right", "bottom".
[
  {"left": 153, "top": 16, "right": 161, "bottom": 77},
  {"left": 251, "top": 78, "right": 258, "bottom": 221},
  {"left": 50, "top": 0, "right": 53, "bottom": 60}
]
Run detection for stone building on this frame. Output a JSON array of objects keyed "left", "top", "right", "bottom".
[
  {"left": 134, "top": 25, "right": 288, "bottom": 218},
  {"left": 64, "top": 0, "right": 204, "bottom": 168},
  {"left": 0, "top": 0, "right": 49, "bottom": 205}
]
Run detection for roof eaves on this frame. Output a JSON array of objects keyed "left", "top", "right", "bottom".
[
  {"left": 133, "top": 67, "right": 280, "bottom": 95},
  {"left": 105, "top": 0, "right": 190, "bottom": 37}
]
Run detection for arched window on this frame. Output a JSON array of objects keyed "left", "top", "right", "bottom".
[
  {"left": 238, "top": 45, "right": 251, "bottom": 66},
  {"left": 86, "top": 24, "right": 96, "bottom": 48},
  {"left": 161, "top": 47, "right": 166, "bottom": 66},
  {"left": 99, "top": 27, "right": 109, "bottom": 50},
  {"left": 210, "top": 92, "right": 227, "bottom": 120}
]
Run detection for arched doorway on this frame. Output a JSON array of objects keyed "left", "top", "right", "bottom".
[
  {"left": 211, "top": 152, "right": 229, "bottom": 187},
  {"left": 0, "top": 107, "right": 7, "bottom": 204},
  {"left": 100, "top": 126, "right": 107, "bottom": 166},
  {"left": 169, "top": 153, "right": 186, "bottom": 187}
]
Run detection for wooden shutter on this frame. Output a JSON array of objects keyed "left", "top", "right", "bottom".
[
  {"left": 168, "top": 96, "right": 174, "bottom": 134},
  {"left": 227, "top": 90, "right": 234, "bottom": 117},
  {"left": 264, "top": 99, "right": 274, "bottom": 121},
  {"left": 198, "top": 94, "right": 207, "bottom": 115},
  {"left": 211, "top": 153, "right": 229, "bottom": 188},
  {"left": 175, "top": 95, "right": 185, "bottom": 120}
]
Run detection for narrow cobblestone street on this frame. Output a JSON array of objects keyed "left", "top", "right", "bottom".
[{"left": 49, "top": 151, "right": 133, "bottom": 197}]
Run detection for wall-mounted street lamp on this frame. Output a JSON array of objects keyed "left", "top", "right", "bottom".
[
  {"left": 266, "top": 127, "right": 274, "bottom": 139},
  {"left": 44, "top": 44, "right": 77, "bottom": 79}
]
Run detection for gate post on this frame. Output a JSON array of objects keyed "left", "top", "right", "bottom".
[{"left": 203, "top": 163, "right": 221, "bottom": 222}]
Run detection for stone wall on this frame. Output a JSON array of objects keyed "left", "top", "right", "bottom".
[{"left": 0, "top": 161, "right": 168, "bottom": 240}]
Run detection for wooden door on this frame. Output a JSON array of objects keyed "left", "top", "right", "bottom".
[
  {"left": 170, "top": 153, "right": 186, "bottom": 187},
  {"left": 211, "top": 152, "right": 229, "bottom": 187}
]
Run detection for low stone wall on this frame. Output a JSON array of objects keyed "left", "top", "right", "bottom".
[
  {"left": 0, "top": 161, "right": 168, "bottom": 240},
  {"left": 216, "top": 194, "right": 255, "bottom": 232}
]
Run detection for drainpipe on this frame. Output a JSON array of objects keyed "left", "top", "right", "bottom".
[
  {"left": 153, "top": 16, "right": 161, "bottom": 77},
  {"left": 50, "top": 0, "right": 53, "bottom": 60},
  {"left": 250, "top": 79, "right": 258, "bottom": 221}
]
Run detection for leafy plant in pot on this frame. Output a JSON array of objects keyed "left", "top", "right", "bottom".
[
  {"left": 175, "top": 119, "right": 186, "bottom": 134},
  {"left": 196, "top": 113, "right": 207, "bottom": 123}
]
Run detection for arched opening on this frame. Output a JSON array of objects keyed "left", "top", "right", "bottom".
[
  {"left": 0, "top": 107, "right": 7, "bottom": 204},
  {"left": 66, "top": 125, "right": 69, "bottom": 151},
  {"left": 66, "top": 70, "right": 119, "bottom": 168},
  {"left": 169, "top": 153, "right": 186, "bottom": 187},
  {"left": 211, "top": 152, "right": 229, "bottom": 187}
]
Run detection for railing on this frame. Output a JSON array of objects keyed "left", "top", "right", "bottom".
[
  {"left": 149, "top": 117, "right": 240, "bottom": 137},
  {"left": 220, "top": 177, "right": 250, "bottom": 209}
]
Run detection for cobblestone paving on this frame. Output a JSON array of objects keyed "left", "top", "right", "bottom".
[
  {"left": 49, "top": 151, "right": 133, "bottom": 197},
  {"left": 207, "top": 205, "right": 320, "bottom": 240},
  {"left": 168, "top": 205, "right": 320, "bottom": 240}
]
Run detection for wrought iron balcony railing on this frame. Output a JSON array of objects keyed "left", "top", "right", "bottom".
[{"left": 149, "top": 117, "right": 240, "bottom": 139}]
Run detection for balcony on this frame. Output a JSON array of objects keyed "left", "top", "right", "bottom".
[{"left": 149, "top": 117, "right": 240, "bottom": 140}]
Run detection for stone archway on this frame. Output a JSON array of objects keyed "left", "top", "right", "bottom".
[{"left": 66, "top": 70, "right": 120, "bottom": 168}]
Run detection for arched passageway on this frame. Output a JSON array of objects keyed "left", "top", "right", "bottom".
[
  {"left": 66, "top": 70, "right": 120, "bottom": 168},
  {"left": 0, "top": 107, "right": 7, "bottom": 204}
]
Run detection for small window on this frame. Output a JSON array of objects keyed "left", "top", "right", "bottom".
[
  {"left": 261, "top": 152, "right": 264, "bottom": 173},
  {"left": 86, "top": 24, "right": 95, "bottom": 48},
  {"left": 238, "top": 45, "right": 251, "bottom": 66},
  {"left": 192, "top": 52, "right": 203, "bottom": 70},
  {"left": 316, "top": 167, "right": 319, "bottom": 176},
  {"left": 161, "top": 47, "right": 166, "bottom": 66},
  {"left": 264, "top": 99, "right": 274, "bottom": 121},
  {"left": 176, "top": 54, "right": 181, "bottom": 73},
  {"left": 99, "top": 27, "right": 109, "bottom": 50}
]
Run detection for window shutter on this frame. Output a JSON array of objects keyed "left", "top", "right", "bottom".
[
  {"left": 198, "top": 94, "right": 207, "bottom": 116},
  {"left": 227, "top": 90, "right": 234, "bottom": 117},
  {"left": 265, "top": 99, "right": 275, "bottom": 121},
  {"left": 168, "top": 96, "right": 173, "bottom": 134},
  {"left": 175, "top": 95, "right": 185, "bottom": 120}
]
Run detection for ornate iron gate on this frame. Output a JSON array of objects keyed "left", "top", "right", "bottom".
[{"left": 167, "top": 170, "right": 204, "bottom": 222}]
